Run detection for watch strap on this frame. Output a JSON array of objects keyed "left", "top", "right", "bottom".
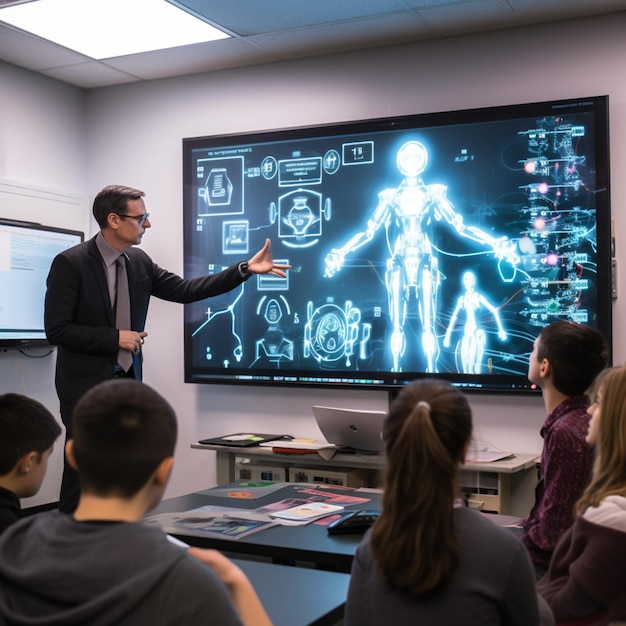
[{"left": 238, "top": 261, "right": 252, "bottom": 279}]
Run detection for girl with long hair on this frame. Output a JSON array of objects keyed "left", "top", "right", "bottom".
[
  {"left": 537, "top": 365, "right": 626, "bottom": 625},
  {"left": 344, "top": 379, "right": 549, "bottom": 625}
]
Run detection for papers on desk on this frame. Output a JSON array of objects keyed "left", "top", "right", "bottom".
[
  {"left": 147, "top": 483, "right": 380, "bottom": 539},
  {"left": 145, "top": 505, "right": 279, "bottom": 540},
  {"left": 465, "top": 440, "right": 514, "bottom": 463},
  {"left": 269, "top": 501, "right": 345, "bottom": 525},
  {"left": 259, "top": 439, "right": 339, "bottom": 460}
]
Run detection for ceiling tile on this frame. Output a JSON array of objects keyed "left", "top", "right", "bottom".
[
  {"left": 104, "top": 38, "right": 281, "bottom": 80},
  {"left": 414, "top": 0, "right": 538, "bottom": 36},
  {"left": 40, "top": 61, "right": 142, "bottom": 89},
  {"left": 168, "top": 0, "right": 407, "bottom": 35},
  {"left": 248, "top": 11, "right": 429, "bottom": 59},
  {"left": 506, "top": 0, "right": 626, "bottom": 16},
  {"left": 0, "top": 23, "right": 89, "bottom": 71},
  {"left": 0, "top": 0, "right": 624, "bottom": 89}
]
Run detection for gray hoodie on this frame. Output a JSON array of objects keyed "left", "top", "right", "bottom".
[{"left": 0, "top": 511, "right": 243, "bottom": 626}]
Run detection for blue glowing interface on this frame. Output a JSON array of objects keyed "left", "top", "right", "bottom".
[{"left": 182, "top": 96, "right": 611, "bottom": 393}]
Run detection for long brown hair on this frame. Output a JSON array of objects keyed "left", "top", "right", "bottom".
[
  {"left": 370, "top": 379, "right": 472, "bottom": 595},
  {"left": 577, "top": 365, "right": 626, "bottom": 512}
]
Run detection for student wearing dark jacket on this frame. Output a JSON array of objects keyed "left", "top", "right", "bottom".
[{"left": 0, "top": 393, "right": 61, "bottom": 534}]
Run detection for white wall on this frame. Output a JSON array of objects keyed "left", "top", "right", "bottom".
[
  {"left": 2, "top": 11, "right": 625, "bottom": 508},
  {"left": 0, "top": 64, "right": 88, "bottom": 506}
]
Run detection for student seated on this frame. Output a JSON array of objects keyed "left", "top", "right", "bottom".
[
  {"left": 537, "top": 365, "right": 626, "bottom": 625},
  {"left": 0, "top": 393, "right": 61, "bottom": 534},
  {"left": 344, "top": 379, "right": 553, "bottom": 626},
  {"left": 519, "top": 321, "right": 608, "bottom": 577},
  {"left": 0, "top": 379, "right": 272, "bottom": 626}
]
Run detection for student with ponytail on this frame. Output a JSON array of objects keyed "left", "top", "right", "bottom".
[{"left": 344, "top": 379, "right": 552, "bottom": 626}]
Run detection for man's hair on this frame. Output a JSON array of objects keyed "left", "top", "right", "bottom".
[
  {"left": 72, "top": 379, "right": 177, "bottom": 497},
  {"left": 92, "top": 184, "right": 145, "bottom": 228},
  {"left": 0, "top": 394, "right": 62, "bottom": 475},
  {"left": 371, "top": 379, "right": 472, "bottom": 596},
  {"left": 577, "top": 365, "right": 626, "bottom": 512},
  {"left": 537, "top": 321, "right": 608, "bottom": 397}
]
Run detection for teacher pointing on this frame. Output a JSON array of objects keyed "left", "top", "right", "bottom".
[{"left": 45, "top": 184, "right": 290, "bottom": 513}]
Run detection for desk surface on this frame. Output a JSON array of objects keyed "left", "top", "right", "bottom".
[
  {"left": 152, "top": 483, "right": 381, "bottom": 571},
  {"left": 233, "top": 558, "right": 348, "bottom": 626},
  {"left": 191, "top": 442, "right": 539, "bottom": 473},
  {"left": 191, "top": 442, "right": 386, "bottom": 471}
]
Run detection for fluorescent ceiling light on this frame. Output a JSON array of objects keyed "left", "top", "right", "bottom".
[{"left": 0, "top": 0, "right": 230, "bottom": 59}]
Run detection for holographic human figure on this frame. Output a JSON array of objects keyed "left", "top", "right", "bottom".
[
  {"left": 443, "top": 271, "right": 507, "bottom": 374},
  {"left": 324, "top": 140, "right": 518, "bottom": 372}
]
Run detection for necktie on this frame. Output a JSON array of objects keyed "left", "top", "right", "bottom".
[{"left": 115, "top": 255, "right": 133, "bottom": 372}]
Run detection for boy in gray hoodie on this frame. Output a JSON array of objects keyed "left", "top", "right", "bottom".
[{"left": 0, "top": 379, "right": 271, "bottom": 626}]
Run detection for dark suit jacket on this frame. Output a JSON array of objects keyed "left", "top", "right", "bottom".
[{"left": 44, "top": 235, "right": 245, "bottom": 422}]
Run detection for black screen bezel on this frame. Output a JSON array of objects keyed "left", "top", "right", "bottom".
[{"left": 182, "top": 96, "right": 612, "bottom": 394}]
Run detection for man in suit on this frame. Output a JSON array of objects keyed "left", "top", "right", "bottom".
[{"left": 45, "top": 184, "right": 289, "bottom": 512}]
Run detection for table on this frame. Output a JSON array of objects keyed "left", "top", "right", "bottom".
[
  {"left": 459, "top": 454, "right": 539, "bottom": 515},
  {"left": 233, "top": 558, "right": 349, "bottom": 626},
  {"left": 190, "top": 442, "right": 539, "bottom": 515},
  {"left": 191, "top": 442, "right": 386, "bottom": 485},
  {"left": 151, "top": 482, "right": 382, "bottom": 572}
]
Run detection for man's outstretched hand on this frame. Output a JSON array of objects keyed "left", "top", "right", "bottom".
[{"left": 248, "top": 238, "right": 291, "bottom": 278}]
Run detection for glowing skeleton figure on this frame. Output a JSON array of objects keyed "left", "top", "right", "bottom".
[
  {"left": 324, "top": 141, "right": 518, "bottom": 372},
  {"left": 443, "top": 271, "right": 507, "bottom": 374}
]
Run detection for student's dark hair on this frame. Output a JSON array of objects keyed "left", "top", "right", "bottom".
[
  {"left": 370, "top": 379, "right": 472, "bottom": 595},
  {"left": 577, "top": 365, "right": 626, "bottom": 512},
  {"left": 72, "top": 379, "right": 177, "bottom": 497},
  {"left": 0, "top": 394, "right": 62, "bottom": 475},
  {"left": 537, "top": 321, "right": 608, "bottom": 397},
  {"left": 92, "top": 184, "right": 145, "bottom": 228}
]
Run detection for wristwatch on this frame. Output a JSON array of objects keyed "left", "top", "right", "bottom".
[{"left": 238, "top": 260, "right": 253, "bottom": 280}]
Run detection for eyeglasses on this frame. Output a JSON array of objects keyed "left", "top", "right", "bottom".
[{"left": 117, "top": 212, "right": 150, "bottom": 226}]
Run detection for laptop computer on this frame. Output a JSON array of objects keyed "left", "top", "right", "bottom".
[{"left": 312, "top": 405, "right": 386, "bottom": 454}]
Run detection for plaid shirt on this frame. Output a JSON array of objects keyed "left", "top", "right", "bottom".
[{"left": 521, "top": 395, "right": 593, "bottom": 569}]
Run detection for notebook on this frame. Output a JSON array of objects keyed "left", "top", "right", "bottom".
[
  {"left": 198, "top": 433, "right": 290, "bottom": 447},
  {"left": 312, "top": 405, "right": 386, "bottom": 453}
]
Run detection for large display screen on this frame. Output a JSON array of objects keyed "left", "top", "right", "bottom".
[
  {"left": 183, "top": 96, "right": 612, "bottom": 393},
  {"left": 0, "top": 219, "right": 84, "bottom": 349}
]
